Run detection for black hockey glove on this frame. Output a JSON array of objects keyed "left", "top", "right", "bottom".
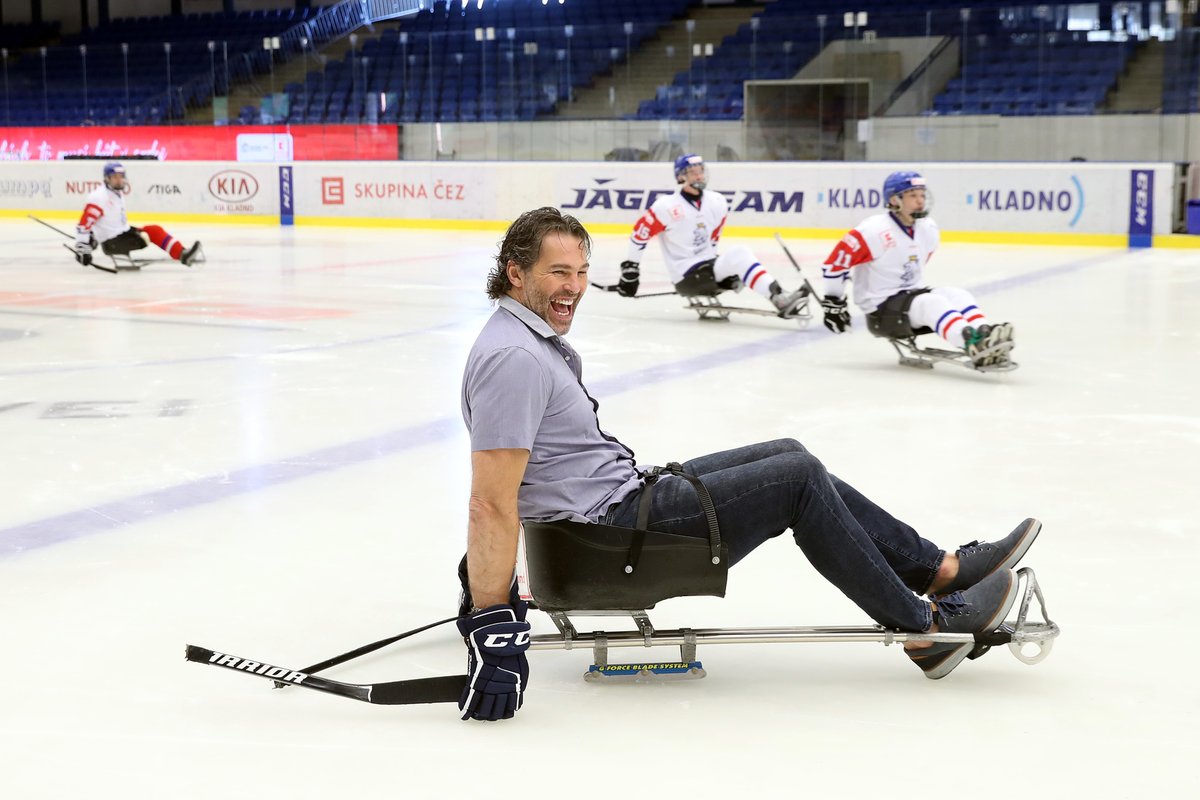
[
  {"left": 457, "top": 603, "right": 531, "bottom": 721},
  {"left": 821, "top": 295, "right": 851, "bottom": 333},
  {"left": 617, "top": 260, "right": 640, "bottom": 297},
  {"left": 74, "top": 226, "right": 93, "bottom": 267}
]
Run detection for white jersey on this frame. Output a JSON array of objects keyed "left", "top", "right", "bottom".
[
  {"left": 78, "top": 185, "right": 130, "bottom": 243},
  {"left": 625, "top": 188, "right": 728, "bottom": 284},
  {"left": 822, "top": 212, "right": 940, "bottom": 313}
]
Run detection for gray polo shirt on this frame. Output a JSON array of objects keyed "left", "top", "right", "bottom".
[{"left": 462, "top": 295, "right": 642, "bottom": 522}]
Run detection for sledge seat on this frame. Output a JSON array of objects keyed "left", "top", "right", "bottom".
[{"left": 521, "top": 519, "right": 728, "bottom": 613}]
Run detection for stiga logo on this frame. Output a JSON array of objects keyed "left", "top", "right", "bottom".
[
  {"left": 322, "top": 176, "right": 345, "bottom": 205},
  {"left": 208, "top": 170, "right": 259, "bottom": 202},
  {"left": 147, "top": 184, "right": 181, "bottom": 195},
  {"left": 563, "top": 178, "right": 803, "bottom": 214},
  {"left": 968, "top": 175, "right": 1085, "bottom": 226}
]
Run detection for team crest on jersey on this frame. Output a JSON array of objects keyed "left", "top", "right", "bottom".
[
  {"left": 879, "top": 231, "right": 896, "bottom": 250},
  {"left": 900, "top": 254, "right": 919, "bottom": 286},
  {"left": 692, "top": 223, "right": 708, "bottom": 249}
]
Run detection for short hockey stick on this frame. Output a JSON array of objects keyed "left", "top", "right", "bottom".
[
  {"left": 273, "top": 615, "right": 459, "bottom": 688},
  {"left": 773, "top": 233, "right": 824, "bottom": 301},
  {"left": 185, "top": 644, "right": 465, "bottom": 705},
  {"left": 589, "top": 281, "right": 678, "bottom": 298},
  {"left": 61, "top": 243, "right": 118, "bottom": 274}
]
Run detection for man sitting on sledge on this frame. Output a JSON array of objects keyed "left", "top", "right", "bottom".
[
  {"left": 820, "top": 171, "right": 1013, "bottom": 367},
  {"left": 614, "top": 154, "right": 808, "bottom": 318},
  {"left": 455, "top": 206, "right": 1041, "bottom": 722}
]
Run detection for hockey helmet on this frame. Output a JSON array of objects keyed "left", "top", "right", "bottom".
[
  {"left": 883, "top": 171, "right": 929, "bottom": 218},
  {"left": 673, "top": 153, "right": 707, "bottom": 191},
  {"left": 103, "top": 161, "right": 126, "bottom": 179}
]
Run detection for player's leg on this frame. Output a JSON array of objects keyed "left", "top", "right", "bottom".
[
  {"left": 911, "top": 287, "right": 1012, "bottom": 364},
  {"left": 681, "top": 439, "right": 946, "bottom": 592},
  {"left": 907, "top": 288, "right": 978, "bottom": 343},
  {"left": 607, "top": 446, "right": 936, "bottom": 632},
  {"left": 139, "top": 224, "right": 201, "bottom": 264},
  {"left": 714, "top": 246, "right": 806, "bottom": 317},
  {"left": 100, "top": 228, "right": 149, "bottom": 256}
]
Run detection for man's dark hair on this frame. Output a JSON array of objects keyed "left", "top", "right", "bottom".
[{"left": 486, "top": 207, "right": 592, "bottom": 300}]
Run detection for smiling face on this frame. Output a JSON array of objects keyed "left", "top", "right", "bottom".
[{"left": 506, "top": 231, "right": 589, "bottom": 336}]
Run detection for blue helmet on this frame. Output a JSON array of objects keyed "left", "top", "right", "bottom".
[
  {"left": 103, "top": 161, "right": 125, "bottom": 179},
  {"left": 674, "top": 153, "right": 706, "bottom": 191},
  {"left": 883, "top": 171, "right": 929, "bottom": 217}
]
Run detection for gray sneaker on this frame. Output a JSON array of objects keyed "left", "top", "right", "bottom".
[
  {"left": 906, "top": 568, "right": 1020, "bottom": 680},
  {"left": 940, "top": 518, "right": 1041, "bottom": 594}
]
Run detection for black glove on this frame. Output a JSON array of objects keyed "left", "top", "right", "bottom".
[
  {"left": 617, "top": 260, "right": 640, "bottom": 297},
  {"left": 74, "top": 226, "right": 93, "bottom": 266},
  {"left": 456, "top": 603, "right": 531, "bottom": 721},
  {"left": 821, "top": 295, "right": 851, "bottom": 333}
]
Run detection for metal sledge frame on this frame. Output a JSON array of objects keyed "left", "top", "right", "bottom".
[
  {"left": 529, "top": 567, "right": 1058, "bottom": 682},
  {"left": 104, "top": 241, "right": 206, "bottom": 271},
  {"left": 684, "top": 292, "right": 813, "bottom": 326},
  {"left": 886, "top": 334, "right": 1018, "bottom": 373},
  {"left": 517, "top": 519, "right": 1057, "bottom": 682}
]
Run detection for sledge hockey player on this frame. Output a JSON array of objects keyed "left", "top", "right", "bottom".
[
  {"left": 820, "top": 171, "right": 1013, "bottom": 366},
  {"left": 74, "top": 161, "right": 201, "bottom": 269},
  {"left": 455, "top": 207, "right": 1041, "bottom": 721},
  {"left": 617, "top": 154, "right": 807, "bottom": 318}
]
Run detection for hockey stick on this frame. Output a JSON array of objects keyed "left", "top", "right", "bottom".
[
  {"left": 772, "top": 233, "right": 824, "bottom": 301},
  {"left": 589, "top": 281, "right": 678, "bottom": 298},
  {"left": 186, "top": 644, "right": 465, "bottom": 705},
  {"left": 32, "top": 216, "right": 118, "bottom": 274},
  {"left": 273, "top": 615, "right": 459, "bottom": 688},
  {"left": 28, "top": 214, "right": 72, "bottom": 238},
  {"left": 61, "top": 243, "right": 118, "bottom": 274}
]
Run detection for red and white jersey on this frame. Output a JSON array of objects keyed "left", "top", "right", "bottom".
[
  {"left": 625, "top": 189, "right": 728, "bottom": 284},
  {"left": 822, "top": 212, "right": 940, "bottom": 313},
  {"left": 78, "top": 185, "right": 129, "bottom": 243}
]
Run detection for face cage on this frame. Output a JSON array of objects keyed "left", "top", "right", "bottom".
[
  {"left": 679, "top": 165, "right": 708, "bottom": 191},
  {"left": 888, "top": 188, "right": 933, "bottom": 218}
]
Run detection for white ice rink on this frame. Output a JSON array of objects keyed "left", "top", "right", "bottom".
[{"left": 0, "top": 218, "right": 1196, "bottom": 798}]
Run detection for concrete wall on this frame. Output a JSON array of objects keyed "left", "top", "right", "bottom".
[
  {"left": 400, "top": 114, "right": 1200, "bottom": 165},
  {"left": 864, "top": 114, "right": 1200, "bottom": 163}
]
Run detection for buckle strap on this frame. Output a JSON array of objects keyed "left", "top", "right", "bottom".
[{"left": 626, "top": 463, "right": 723, "bottom": 575}]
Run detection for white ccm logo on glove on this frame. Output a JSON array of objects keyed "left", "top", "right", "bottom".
[{"left": 482, "top": 631, "right": 531, "bottom": 649}]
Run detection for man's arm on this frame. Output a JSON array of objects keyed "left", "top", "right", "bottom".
[
  {"left": 822, "top": 227, "right": 873, "bottom": 299},
  {"left": 466, "top": 447, "right": 530, "bottom": 607}
]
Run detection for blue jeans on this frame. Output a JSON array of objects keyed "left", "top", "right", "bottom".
[{"left": 601, "top": 439, "right": 942, "bottom": 632}]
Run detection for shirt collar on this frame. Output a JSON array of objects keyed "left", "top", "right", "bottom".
[{"left": 498, "top": 294, "right": 558, "bottom": 340}]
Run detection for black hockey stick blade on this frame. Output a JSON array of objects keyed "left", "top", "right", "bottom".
[
  {"left": 61, "top": 243, "right": 118, "bottom": 274},
  {"left": 185, "top": 644, "right": 466, "bottom": 705},
  {"left": 274, "top": 615, "right": 459, "bottom": 688}
]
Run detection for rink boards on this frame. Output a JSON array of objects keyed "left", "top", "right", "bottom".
[{"left": 0, "top": 159, "right": 1180, "bottom": 245}]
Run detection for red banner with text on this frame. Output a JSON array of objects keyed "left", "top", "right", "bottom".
[{"left": 0, "top": 125, "right": 399, "bottom": 162}]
